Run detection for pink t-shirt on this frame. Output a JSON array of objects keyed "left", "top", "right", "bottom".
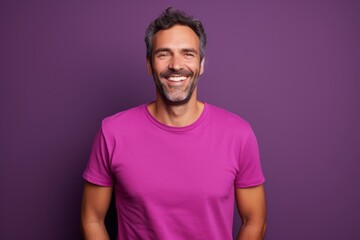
[{"left": 83, "top": 103, "right": 265, "bottom": 240}]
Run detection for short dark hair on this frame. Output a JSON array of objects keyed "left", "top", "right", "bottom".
[{"left": 145, "top": 7, "right": 207, "bottom": 61}]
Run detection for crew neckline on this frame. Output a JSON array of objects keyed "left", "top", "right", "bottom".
[{"left": 142, "top": 102, "right": 210, "bottom": 132}]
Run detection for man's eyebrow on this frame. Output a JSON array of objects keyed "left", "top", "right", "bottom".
[
  {"left": 154, "top": 48, "right": 199, "bottom": 55},
  {"left": 182, "top": 48, "right": 198, "bottom": 54},
  {"left": 154, "top": 48, "right": 172, "bottom": 55}
]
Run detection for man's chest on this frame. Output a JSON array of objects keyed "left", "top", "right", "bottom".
[{"left": 109, "top": 130, "right": 240, "bottom": 205}]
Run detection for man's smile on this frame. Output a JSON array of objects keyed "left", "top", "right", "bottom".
[
  {"left": 159, "top": 69, "right": 193, "bottom": 83},
  {"left": 166, "top": 76, "right": 188, "bottom": 82}
]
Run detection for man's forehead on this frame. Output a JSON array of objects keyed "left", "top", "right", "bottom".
[
  {"left": 153, "top": 25, "right": 199, "bottom": 42},
  {"left": 152, "top": 25, "right": 200, "bottom": 49}
]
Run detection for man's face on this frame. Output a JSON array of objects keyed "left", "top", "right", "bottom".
[{"left": 147, "top": 25, "right": 204, "bottom": 104}]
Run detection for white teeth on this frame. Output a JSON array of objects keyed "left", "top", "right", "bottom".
[{"left": 167, "top": 76, "right": 187, "bottom": 82}]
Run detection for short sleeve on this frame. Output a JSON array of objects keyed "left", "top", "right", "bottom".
[
  {"left": 82, "top": 126, "right": 114, "bottom": 186},
  {"left": 235, "top": 127, "right": 265, "bottom": 188}
]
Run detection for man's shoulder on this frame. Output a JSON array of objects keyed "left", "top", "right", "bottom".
[
  {"left": 207, "top": 103, "right": 251, "bottom": 129},
  {"left": 101, "top": 104, "right": 146, "bottom": 131}
]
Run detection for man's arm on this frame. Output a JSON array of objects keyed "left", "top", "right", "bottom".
[
  {"left": 81, "top": 181, "right": 113, "bottom": 240},
  {"left": 236, "top": 184, "right": 266, "bottom": 240}
]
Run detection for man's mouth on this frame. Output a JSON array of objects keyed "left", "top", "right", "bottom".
[
  {"left": 160, "top": 70, "right": 193, "bottom": 82},
  {"left": 166, "top": 76, "right": 188, "bottom": 82}
]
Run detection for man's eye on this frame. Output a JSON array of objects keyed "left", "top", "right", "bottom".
[
  {"left": 157, "top": 53, "right": 170, "bottom": 57},
  {"left": 185, "top": 53, "right": 195, "bottom": 57}
]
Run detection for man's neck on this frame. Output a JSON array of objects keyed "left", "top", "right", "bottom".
[{"left": 147, "top": 95, "right": 204, "bottom": 127}]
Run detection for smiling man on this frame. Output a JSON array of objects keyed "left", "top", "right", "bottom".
[
  {"left": 81, "top": 7, "right": 266, "bottom": 240},
  {"left": 149, "top": 24, "right": 202, "bottom": 104}
]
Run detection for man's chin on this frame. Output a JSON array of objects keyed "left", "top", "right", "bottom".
[{"left": 162, "top": 93, "right": 192, "bottom": 106}]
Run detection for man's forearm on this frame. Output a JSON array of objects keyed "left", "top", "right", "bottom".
[
  {"left": 237, "top": 222, "right": 266, "bottom": 240},
  {"left": 82, "top": 221, "right": 110, "bottom": 240}
]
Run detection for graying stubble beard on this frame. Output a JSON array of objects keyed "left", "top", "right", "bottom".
[{"left": 151, "top": 65, "right": 200, "bottom": 106}]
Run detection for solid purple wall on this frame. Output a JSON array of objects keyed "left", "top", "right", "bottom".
[{"left": 1, "top": 1, "right": 359, "bottom": 239}]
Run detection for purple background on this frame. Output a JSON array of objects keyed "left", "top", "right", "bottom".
[{"left": 1, "top": 0, "right": 359, "bottom": 239}]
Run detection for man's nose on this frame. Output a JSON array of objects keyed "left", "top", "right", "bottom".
[{"left": 168, "top": 55, "right": 183, "bottom": 70}]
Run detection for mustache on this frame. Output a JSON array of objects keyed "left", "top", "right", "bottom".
[{"left": 159, "top": 69, "right": 193, "bottom": 78}]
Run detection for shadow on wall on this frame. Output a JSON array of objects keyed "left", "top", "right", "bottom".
[{"left": 105, "top": 193, "right": 118, "bottom": 239}]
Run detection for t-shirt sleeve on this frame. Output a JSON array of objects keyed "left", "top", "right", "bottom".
[
  {"left": 235, "top": 126, "right": 265, "bottom": 188},
  {"left": 82, "top": 126, "right": 114, "bottom": 186}
]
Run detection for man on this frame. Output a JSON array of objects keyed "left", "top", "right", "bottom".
[{"left": 81, "top": 7, "right": 266, "bottom": 240}]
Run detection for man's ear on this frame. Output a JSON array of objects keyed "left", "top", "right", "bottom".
[
  {"left": 200, "top": 57, "right": 205, "bottom": 75},
  {"left": 146, "top": 58, "right": 152, "bottom": 75}
]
